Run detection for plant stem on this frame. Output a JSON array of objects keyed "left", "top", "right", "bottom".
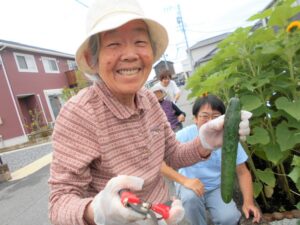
[
  {"left": 241, "top": 142, "right": 269, "bottom": 208},
  {"left": 287, "top": 59, "right": 298, "bottom": 100},
  {"left": 288, "top": 59, "right": 295, "bottom": 81},
  {"left": 277, "top": 164, "right": 295, "bottom": 205},
  {"left": 266, "top": 117, "right": 276, "bottom": 144}
]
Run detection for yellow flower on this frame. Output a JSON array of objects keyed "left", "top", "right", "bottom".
[{"left": 286, "top": 20, "right": 300, "bottom": 32}]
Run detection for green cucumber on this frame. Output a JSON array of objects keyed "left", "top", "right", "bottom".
[{"left": 221, "top": 97, "right": 241, "bottom": 203}]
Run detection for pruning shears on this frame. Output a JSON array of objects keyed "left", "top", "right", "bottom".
[{"left": 119, "top": 189, "right": 171, "bottom": 225}]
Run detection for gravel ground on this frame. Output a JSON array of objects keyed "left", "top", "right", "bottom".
[
  {"left": 270, "top": 218, "right": 299, "bottom": 225},
  {"left": 0, "top": 142, "right": 52, "bottom": 172}
]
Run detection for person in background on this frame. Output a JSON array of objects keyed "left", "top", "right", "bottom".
[
  {"left": 48, "top": 0, "right": 253, "bottom": 224},
  {"left": 153, "top": 70, "right": 181, "bottom": 103},
  {"left": 161, "top": 94, "right": 261, "bottom": 225},
  {"left": 152, "top": 86, "right": 185, "bottom": 132}
]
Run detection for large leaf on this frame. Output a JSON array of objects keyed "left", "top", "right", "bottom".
[
  {"left": 288, "top": 167, "right": 300, "bottom": 185},
  {"left": 268, "top": 4, "right": 300, "bottom": 27},
  {"left": 291, "top": 155, "right": 300, "bottom": 167},
  {"left": 248, "top": 8, "right": 273, "bottom": 21},
  {"left": 247, "top": 127, "right": 270, "bottom": 145},
  {"left": 296, "top": 180, "right": 300, "bottom": 193},
  {"left": 253, "top": 181, "right": 263, "bottom": 198},
  {"left": 240, "top": 95, "right": 263, "bottom": 111},
  {"left": 253, "top": 146, "right": 268, "bottom": 161},
  {"left": 276, "top": 121, "right": 300, "bottom": 151},
  {"left": 296, "top": 201, "right": 300, "bottom": 210},
  {"left": 275, "top": 97, "right": 300, "bottom": 121},
  {"left": 264, "top": 143, "right": 288, "bottom": 165},
  {"left": 251, "top": 105, "right": 269, "bottom": 117},
  {"left": 261, "top": 42, "right": 282, "bottom": 55},
  {"left": 256, "top": 168, "right": 276, "bottom": 187}
]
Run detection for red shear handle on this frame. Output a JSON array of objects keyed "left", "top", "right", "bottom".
[
  {"left": 119, "top": 189, "right": 141, "bottom": 206},
  {"left": 151, "top": 203, "right": 170, "bottom": 219}
]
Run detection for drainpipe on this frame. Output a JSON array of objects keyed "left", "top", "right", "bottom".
[{"left": 0, "top": 46, "right": 27, "bottom": 137}]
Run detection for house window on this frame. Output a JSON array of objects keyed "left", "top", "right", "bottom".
[
  {"left": 67, "top": 60, "right": 77, "bottom": 70},
  {"left": 14, "top": 53, "right": 38, "bottom": 72},
  {"left": 42, "top": 57, "right": 59, "bottom": 73}
]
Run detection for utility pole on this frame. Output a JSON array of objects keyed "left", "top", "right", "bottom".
[{"left": 176, "top": 4, "right": 194, "bottom": 75}]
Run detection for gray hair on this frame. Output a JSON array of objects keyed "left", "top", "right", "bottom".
[
  {"left": 85, "top": 34, "right": 101, "bottom": 81},
  {"left": 88, "top": 34, "right": 100, "bottom": 68}
]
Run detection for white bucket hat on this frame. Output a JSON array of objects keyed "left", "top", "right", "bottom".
[
  {"left": 151, "top": 85, "right": 166, "bottom": 95},
  {"left": 75, "top": 0, "right": 169, "bottom": 75}
]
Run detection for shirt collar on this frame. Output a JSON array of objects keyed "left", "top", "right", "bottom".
[{"left": 93, "top": 81, "right": 150, "bottom": 119}]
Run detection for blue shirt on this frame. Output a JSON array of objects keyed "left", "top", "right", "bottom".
[{"left": 176, "top": 124, "right": 248, "bottom": 191}]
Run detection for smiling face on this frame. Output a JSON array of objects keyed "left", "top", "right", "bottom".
[
  {"left": 98, "top": 20, "right": 154, "bottom": 104},
  {"left": 194, "top": 103, "right": 222, "bottom": 128}
]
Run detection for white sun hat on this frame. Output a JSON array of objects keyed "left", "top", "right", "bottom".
[
  {"left": 75, "top": 0, "right": 169, "bottom": 75},
  {"left": 151, "top": 85, "right": 166, "bottom": 95}
]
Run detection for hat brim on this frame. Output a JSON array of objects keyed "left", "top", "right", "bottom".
[{"left": 75, "top": 12, "right": 168, "bottom": 75}]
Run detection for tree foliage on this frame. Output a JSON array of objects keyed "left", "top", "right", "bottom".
[{"left": 61, "top": 70, "right": 91, "bottom": 101}]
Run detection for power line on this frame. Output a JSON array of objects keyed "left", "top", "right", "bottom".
[{"left": 74, "top": 0, "right": 88, "bottom": 8}]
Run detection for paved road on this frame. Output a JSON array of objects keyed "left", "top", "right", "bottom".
[
  {"left": 0, "top": 165, "right": 51, "bottom": 225},
  {"left": 176, "top": 86, "right": 195, "bottom": 127}
]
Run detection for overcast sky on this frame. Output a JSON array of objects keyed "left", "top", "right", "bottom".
[{"left": 0, "top": 0, "right": 271, "bottom": 77}]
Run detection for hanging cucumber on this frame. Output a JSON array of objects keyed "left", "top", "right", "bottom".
[{"left": 221, "top": 97, "right": 241, "bottom": 203}]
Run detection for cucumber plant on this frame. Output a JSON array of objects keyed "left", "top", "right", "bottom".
[{"left": 187, "top": 0, "right": 300, "bottom": 212}]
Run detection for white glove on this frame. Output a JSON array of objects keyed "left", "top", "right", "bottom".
[
  {"left": 135, "top": 199, "right": 185, "bottom": 225},
  {"left": 165, "top": 199, "right": 185, "bottom": 225},
  {"left": 198, "top": 110, "right": 252, "bottom": 150},
  {"left": 91, "top": 175, "right": 145, "bottom": 225}
]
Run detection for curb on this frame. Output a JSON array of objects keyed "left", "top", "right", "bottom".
[{"left": 10, "top": 153, "right": 52, "bottom": 181}]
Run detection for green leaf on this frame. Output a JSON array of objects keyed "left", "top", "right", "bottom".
[
  {"left": 253, "top": 181, "right": 263, "bottom": 198},
  {"left": 256, "top": 168, "right": 276, "bottom": 187},
  {"left": 253, "top": 146, "right": 268, "bottom": 161},
  {"left": 261, "top": 42, "right": 282, "bottom": 55},
  {"left": 264, "top": 143, "right": 288, "bottom": 165},
  {"left": 268, "top": 4, "right": 298, "bottom": 27},
  {"left": 248, "top": 8, "right": 272, "bottom": 21},
  {"left": 275, "top": 97, "right": 300, "bottom": 121},
  {"left": 288, "top": 167, "right": 300, "bottom": 184},
  {"left": 240, "top": 95, "right": 263, "bottom": 111},
  {"left": 240, "top": 82, "right": 255, "bottom": 92},
  {"left": 296, "top": 179, "right": 300, "bottom": 193},
  {"left": 291, "top": 156, "right": 300, "bottom": 167},
  {"left": 276, "top": 121, "right": 300, "bottom": 151},
  {"left": 251, "top": 105, "right": 268, "bottom": 117},
  {"left": 247, "top": 127, "right": 270, "bottom": 145},
  {"left": 296, "top": 201, "right": 300, "bottom": 210}
]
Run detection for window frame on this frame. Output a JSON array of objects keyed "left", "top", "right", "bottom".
[
  {"left": 41, "top": 56, "right": 60, "bottom": 74},
  {"left": 67, "top": 60, "right": 77, "bottom": 70},
  {"left": 13, "top": 52, "right": 38, "bottom": 73}
]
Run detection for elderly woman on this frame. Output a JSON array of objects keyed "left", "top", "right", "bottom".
[{"left": 48, "top": 0, "right": 252, "bottom": 225}]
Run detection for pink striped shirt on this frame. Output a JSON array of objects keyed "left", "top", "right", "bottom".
[{"left": 48, "top": 81, "right": 208, "bottom": 225}]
